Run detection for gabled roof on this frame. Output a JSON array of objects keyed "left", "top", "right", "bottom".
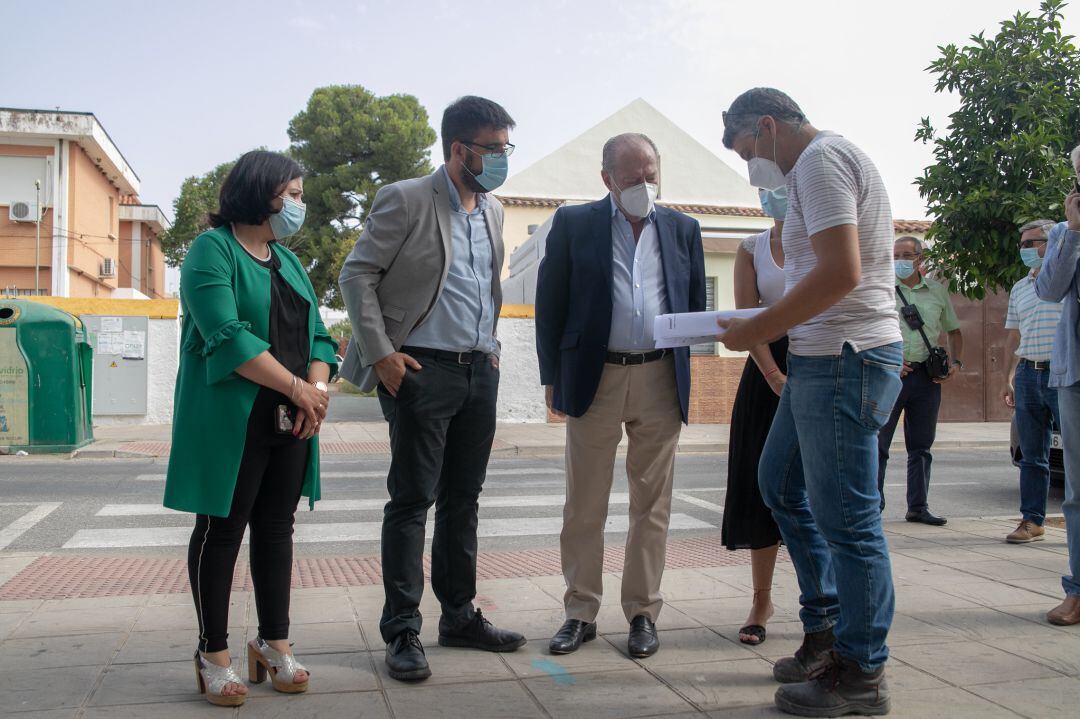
[{"left": 496, "top": 98, "right": 759, "bottom": 207}]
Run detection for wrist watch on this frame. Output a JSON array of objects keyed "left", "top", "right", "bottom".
[{"left": 312, "top": 381, "right": 328, "bottom": 392}]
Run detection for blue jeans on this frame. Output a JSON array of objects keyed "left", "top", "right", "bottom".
[
  {"left": 1054, "top": 384, "right": 1080, "bottom": 596},
  {"left": 1014, "top": 363, "right": 1060, "bottom": 525},
  {"left": 759, "top": 342, "right": 902, "bottom": 672}
]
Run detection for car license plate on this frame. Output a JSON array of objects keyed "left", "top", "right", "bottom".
[{"left": 1052, "top": 433, "right": 1063, "bottom": 450}]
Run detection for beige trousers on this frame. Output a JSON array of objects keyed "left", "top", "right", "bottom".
[{"left": 560, "top": 355, "right": 683, "bottom": 623}]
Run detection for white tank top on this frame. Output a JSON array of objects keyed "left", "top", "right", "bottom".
[{"left": 748, "top": 229, "right": 785, "bottom": 307}]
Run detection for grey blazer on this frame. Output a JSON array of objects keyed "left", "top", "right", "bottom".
[{"left": 338, "top": 169, "right": 505, "bottom": 391}]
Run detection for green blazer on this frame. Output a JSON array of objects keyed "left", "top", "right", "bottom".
[{"left": 164, "top": 226, "right": 339, "bottom": 518}]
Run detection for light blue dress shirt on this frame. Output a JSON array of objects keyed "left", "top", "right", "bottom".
[
  {"left": 405, "top": 167, "right": 496, "bottom": 353},
  {"left": 1035, "top": 221, "right": 1080, "bottom": 388},
  {"left": 607, "top": 195, "right": 670, "bottom": 351}
]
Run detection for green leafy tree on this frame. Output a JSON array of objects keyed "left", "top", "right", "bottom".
[
  {"left": 288, "top": 85, "right": 437, "bottom": 307},
  {"left": 915, "top": 0, "right": 1080, "bottom": 298},
  {"left": 160, "top": 159, "right": 235, "bottom": 267}
]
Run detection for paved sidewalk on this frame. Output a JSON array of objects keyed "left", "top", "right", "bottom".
[
  {"left": 60, "top": 421, "right": 1011, "bottom": 459},
  {"left": 0, "top": 518, "right": 1076, "bottom": 717}
]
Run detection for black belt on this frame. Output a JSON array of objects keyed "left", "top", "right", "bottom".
[
  {"left": 605, "top": 349, "right": 670, "bottom": 366},
  {"left": 1020, "top": 358, "right": 1051, "bottom": 371},
  {"left": 400, "top": 346, "right": 489, "bottom": 365}
]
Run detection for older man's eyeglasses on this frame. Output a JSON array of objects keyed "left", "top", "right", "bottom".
[
  {"left": 462, "top": 141, "right": 515, "bottom": 159},
  {"left": 1019, "top": 237, "right": 1048, "bottom": 249}
]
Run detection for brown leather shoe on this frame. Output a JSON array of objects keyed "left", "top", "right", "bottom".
[
  {"left": 1006, "top": 520, "right": 1045, "bottom": 544},
  {"left": 1047, "top": 595, "right": 1080, "bottom": 626}
]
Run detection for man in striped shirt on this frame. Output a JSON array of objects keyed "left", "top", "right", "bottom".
[{"left": 1002, "top": 219, "right": 1064, "bottom": 544}]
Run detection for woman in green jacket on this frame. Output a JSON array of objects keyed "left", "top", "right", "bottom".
[{"left": 164, "top": 150, "right": 338, "bottom": 706}]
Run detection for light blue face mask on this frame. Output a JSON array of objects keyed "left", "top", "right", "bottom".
[
  {"left": 269, "top": 196, "right": 306, "bottom": 240},
  {"left": 1020, "top": 247, "right": 1043, "bottom": 269},
  {"left": 894, "top": 259, "right": 916, "bottom": 280},
  {"left": 463, "top": 148, "right": 509, "bottom": 192},
  {"left": 758, "top": 187, "right": 788, "bottom": 220}
]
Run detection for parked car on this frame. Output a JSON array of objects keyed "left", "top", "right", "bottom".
[{"left": 1010, "top": 415, "right": 1065, "bottom": 492}]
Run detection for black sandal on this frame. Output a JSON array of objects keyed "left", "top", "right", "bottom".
[{"left": 738, "top": 624, "right": 767, "bottom": 646}]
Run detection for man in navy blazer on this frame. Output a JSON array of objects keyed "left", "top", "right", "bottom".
[{"left": 536, "top": 133, "right": 706, "bottom": 659}]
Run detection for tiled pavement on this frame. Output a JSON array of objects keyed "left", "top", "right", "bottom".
[{"left": 0, "top": 517, "right": 1077, "bottom": 718}]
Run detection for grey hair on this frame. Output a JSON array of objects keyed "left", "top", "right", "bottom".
[
  {"left": 722, "top": 88, "right": 807, "bottom": 149},
  {"left": 894, "top": 236, "right": 924, "bottom": 253},
  {"left": 1071, "top": 144, "right": 1080, "bottom": 168},
  {"left": 1019, "top": 219, "right": 1055, "bottom": 238},
  {"left": 602, "top": 133, "right": 660, "bottom": 174}
]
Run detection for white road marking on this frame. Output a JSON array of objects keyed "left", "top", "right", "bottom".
[
  {"left": 0, "top": 503, "right": 62, "bottom": 550},
  {"left": 96, "top": 493, "right": 630, "bottom": 517},
  {"left": 883, "top": 482, "right": 978, "bottom": 488},
  {"left": 130, "top": 467, "right": 565, "bottom": 482},
  {"left": 62, "top": 512, "right": 712, "bottom": 549},
  {"left": 672, "top": 491, "right": 724, "bottom": 513}
]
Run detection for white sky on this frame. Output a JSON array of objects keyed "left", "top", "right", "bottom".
[{"left": 3, "top": 0, "right": 1075, "bottom": 245}]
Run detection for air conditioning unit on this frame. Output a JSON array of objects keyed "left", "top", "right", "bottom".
[
  {"left": 100, "top": 258, "right": 116, "bottom": 277},
  {"left": 8, "top": 201, "right": 38, "bottom": 223}
]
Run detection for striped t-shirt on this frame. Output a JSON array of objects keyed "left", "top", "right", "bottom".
[
  {"left": 1006, "top": 274, "right": 1064, "bottom": 362},
  {"left": 782, "top": 132, "right": 901, "bottom": 356}
]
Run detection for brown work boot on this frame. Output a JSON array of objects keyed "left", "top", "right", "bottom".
[
  {"left": 1047, "top": 595, "right": 1080, "bottom": 626},
  {"left": 1006, "top": 519, "right": 1045, "bottom": 544},
  {"left": 774, "top": 651, "right": 890, "bottom": 717},
  {"left": 773, "top": 626, "right": 835, "bottom": 683}
]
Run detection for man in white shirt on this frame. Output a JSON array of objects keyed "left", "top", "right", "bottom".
[{"left": 719, "top": 87, "right": 902, "bottom": 717}]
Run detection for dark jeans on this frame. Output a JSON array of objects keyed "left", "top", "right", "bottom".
[
  {"left": 376, "top": 350, "right": 499, "bottom": 643},
  {"left": 877, "top": 367, "right": 941, "bottom": 512},
  {"left": 1015, "top": 362, "right": 1060, "bottom": 524},
  {"left": 188, "top": 389, "right": 309, "bottom": 653}
]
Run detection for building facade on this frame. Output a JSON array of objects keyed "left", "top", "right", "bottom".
[{"left": 0, "top": 109, "right": 169, "bottom": 299}]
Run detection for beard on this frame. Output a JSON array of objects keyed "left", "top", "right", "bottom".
[{"left": 459, "top": 157, "right": 489, "bottom": 193}]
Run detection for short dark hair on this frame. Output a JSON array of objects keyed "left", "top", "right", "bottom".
[
  {"left": 441, "top": 96, "right": 516, "bottom": 161},
  {"left": 208, "top": 150, "right": 303, "bottom": 228},
  {"left": 722, "top": 88, "right": 807, "bottom": 149}
]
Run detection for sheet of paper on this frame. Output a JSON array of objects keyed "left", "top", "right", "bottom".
[
  {"left": 99, "top": 316, "right": 123, "bottom": 333},
  {"left": 652, "top": 309, "right": 765, "bottom": 348},
  {"left": 96, "top": 332, "right": 123, "bottom": 355},
  {"left": 122, "top": 330, "right": 146, "bottom": 359}
]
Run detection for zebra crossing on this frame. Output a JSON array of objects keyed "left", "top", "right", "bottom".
[{"left": 60, "top": 488, "right": 719, "bottom": 549}]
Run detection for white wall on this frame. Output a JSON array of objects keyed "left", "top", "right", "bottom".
[
  {"left": 93, "top": 317, "right": 178, "bottom": 426},
  {"left": 496, "top": 317, "right": 546, "bottom": 422}
]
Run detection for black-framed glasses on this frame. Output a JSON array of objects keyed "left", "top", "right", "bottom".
[
  {"left": 1019, "top": 238, "right": 1048, "bottom": 248},
  {"left": 462, "top": 141, "right": 515, "bottom": 159}
]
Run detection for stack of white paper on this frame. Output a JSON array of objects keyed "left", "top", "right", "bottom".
[{"left": 653, "top": 309, "right": 765, "bottom": 348}]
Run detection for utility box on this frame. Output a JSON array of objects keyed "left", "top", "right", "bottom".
[
  {"left": 82, "top": 315, "right": 149, "bottom": 416},
  {"left": 0, "top": 299, "right": 94, "bottom": 453}
]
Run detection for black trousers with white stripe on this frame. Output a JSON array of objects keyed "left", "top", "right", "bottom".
[{"left": 188, "top": 388, "right": 309, "bottom": 653}]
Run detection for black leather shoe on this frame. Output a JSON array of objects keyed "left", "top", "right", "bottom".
[
  {"left": 385, "top": 630, "right": 431, "bottom": 681},
  {"left": 438, "top": 609, "right": 526, "bottom": 652},
  {"left": 549, "top": 619, "right": 597, "bottom": 654},
  {"left": 628, "top": 615, "right": 659, "bottom": 658},
  {"left": 905, "top": 509, "right": 947, "bottom": 526}
]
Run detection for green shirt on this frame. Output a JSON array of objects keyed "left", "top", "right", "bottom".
[{"left": 894, "top": 275, "right": 961, "bottom": 363}]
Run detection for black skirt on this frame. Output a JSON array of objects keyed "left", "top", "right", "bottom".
[{"left": 721, "top": 336, "right": 787, "bottom": 551}]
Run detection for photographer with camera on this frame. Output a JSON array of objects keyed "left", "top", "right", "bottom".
[{"left": 876, "top": 236, "right": 963, "bottom": 525}]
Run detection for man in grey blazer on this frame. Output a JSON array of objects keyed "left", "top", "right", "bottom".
[{"left": 338, "top": 96, "right": 525, "bottom": 682}]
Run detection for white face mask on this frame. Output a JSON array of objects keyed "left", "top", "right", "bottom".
[
  {"left": 613, "top": 181, "right": 658, "bottom": 219},
  {"left": 747, "top": 124, "right": 787, "bottom": 190}
]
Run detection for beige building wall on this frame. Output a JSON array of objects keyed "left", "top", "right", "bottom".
[
  {"left": 500, "top": 205, "right": 559, "bottom": 277},
  {"left": 0, "top": 144, "right": 55, "bottom": 294},
  {"left": 67, "top": 144, "right": 119, "bottom": 296}
]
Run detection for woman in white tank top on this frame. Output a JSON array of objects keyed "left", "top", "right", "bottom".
[{"left": 722, "top": 213, "right": 788, "bottom": 646}]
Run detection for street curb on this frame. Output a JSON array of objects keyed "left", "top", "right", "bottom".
[{"left": 49, "top": 439, "right": 1013, "bottom": 460}]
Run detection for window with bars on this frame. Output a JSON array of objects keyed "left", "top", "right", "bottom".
[{"left": 690, "top": 277, "right": 717, "bottom": 355}]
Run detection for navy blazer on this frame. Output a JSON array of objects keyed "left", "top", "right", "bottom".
[{"left": 535, "top": 197, "right": 706, "bottom": 423}]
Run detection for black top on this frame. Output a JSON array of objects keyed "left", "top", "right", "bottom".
[{"left": 254, "top": 246, "right": 310, "bottom": 377}]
